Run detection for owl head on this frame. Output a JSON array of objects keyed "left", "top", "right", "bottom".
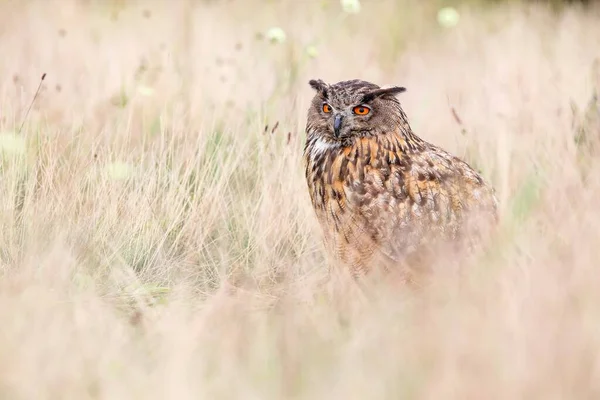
[{"left": 306, "top": 79, "right": 407, "bottom": 142}]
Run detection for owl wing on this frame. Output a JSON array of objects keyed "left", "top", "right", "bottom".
[{"left": 340, "top": 145, "right": 498, "bottom": 265}]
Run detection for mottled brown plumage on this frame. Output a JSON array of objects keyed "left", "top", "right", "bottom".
[{"left": 303, "top": 79, "right": 498, "bottom": 278}]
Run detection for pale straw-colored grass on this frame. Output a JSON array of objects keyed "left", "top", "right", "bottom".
[{"left": 1, "top": 0, "right": 600, "bottom": 398}]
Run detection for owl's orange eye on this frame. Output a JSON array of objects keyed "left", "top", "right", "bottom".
[
  {"left": 353, "top": 106, "right": 370, "bottom": 115},
  {"left": 322, "top": 103, "right": 332, "bottom": 113}
]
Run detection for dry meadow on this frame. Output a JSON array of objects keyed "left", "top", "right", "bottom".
[{"left": 1, "top": 0, "right": 600, "bottom": 398}]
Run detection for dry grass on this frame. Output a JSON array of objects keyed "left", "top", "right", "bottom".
[{"left": 1, "top": 0, "right": 600, "bottom": 398}]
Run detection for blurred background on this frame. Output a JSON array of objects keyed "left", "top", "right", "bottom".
[
  {"left": 1, "top": 0, "right": 597, "bottom": 130},
  {"left": 1, "top": 0, "right": 600, "bottom": 399}
]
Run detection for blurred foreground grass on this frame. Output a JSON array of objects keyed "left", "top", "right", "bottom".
[{"left": 1, "top": 0, "right": 600, "bottom": 398}]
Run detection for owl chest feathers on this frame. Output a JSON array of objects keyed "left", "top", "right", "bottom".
[
  {"left": 304, "top": 130, "right": 498, "bottom": 265},
  {"left": 304, "top": 133, "right": 418, "bottom": 228},
  {"left": 305, "top": 131, "right": 411, "bottom": 198}
]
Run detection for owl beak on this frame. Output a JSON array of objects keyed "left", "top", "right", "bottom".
[{"left": 333, "top": 114, "right": 344, "bottom": 138}]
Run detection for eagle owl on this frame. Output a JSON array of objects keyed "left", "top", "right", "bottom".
[{"left": 303, "top": 79, "right": 498, "bottom": 279}]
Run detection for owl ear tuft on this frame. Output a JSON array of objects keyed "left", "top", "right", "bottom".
[
  {"left": 309, "top": 79, "right": 329, "bottom": 97},
  {"left": 361, "top": 86, "right": 406, "bottom": 103}
]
